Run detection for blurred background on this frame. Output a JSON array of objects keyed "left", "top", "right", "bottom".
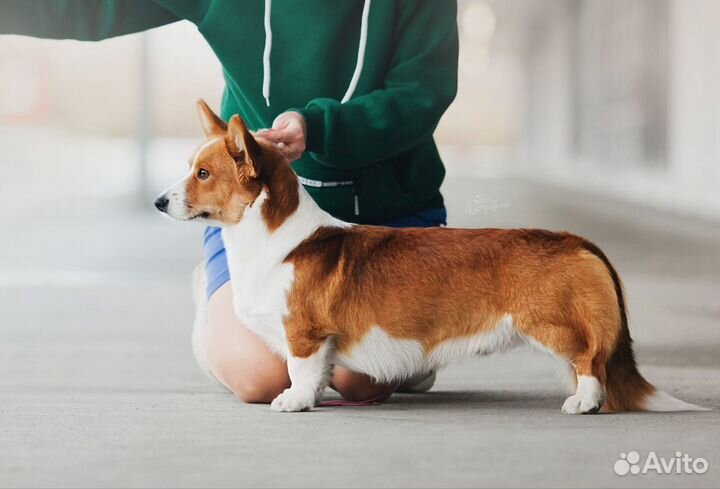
[
  {"left": 1, "top": 2, "right": 719, "bottom": 487},
  {"left": 1, "top": 0, "right": 719, "bottom": 218}
]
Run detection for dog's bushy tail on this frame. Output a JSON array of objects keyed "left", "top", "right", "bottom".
[{"left": 581, "top": 241, "right": 709, "bottom": 412}]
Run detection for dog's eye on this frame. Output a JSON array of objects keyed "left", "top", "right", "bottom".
[{"left": 197, "top": 168, "right": 210, "bottom": 180}]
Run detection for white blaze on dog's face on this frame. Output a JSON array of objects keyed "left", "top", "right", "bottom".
[{"left": 154, "top": 100, "right": 263, "bottom": 226}]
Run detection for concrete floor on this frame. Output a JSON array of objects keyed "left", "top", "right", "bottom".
[{"left": 1, "top": 177, "right": 719, "bottom": 488}]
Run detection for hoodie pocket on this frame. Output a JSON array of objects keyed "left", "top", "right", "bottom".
[
  {"left": 355, "top": 162, "right": 411, "bottom": 224},
  {"left": 303, "top": 184, "right": 358, "bottom": 223}
]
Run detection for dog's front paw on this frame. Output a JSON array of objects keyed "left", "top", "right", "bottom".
[{"left": 270, "top": 388, "right": 316, "bottom": 412}]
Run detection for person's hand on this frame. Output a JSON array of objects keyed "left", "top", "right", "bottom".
[{"left": 260, "top": 111, "right": 307, "bottom": 162}]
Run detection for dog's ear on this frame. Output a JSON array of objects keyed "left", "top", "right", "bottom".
[
  {"left": 227, "top": 115, "right": 261, "bottom": 179},
  {"left": 196, "top": 99, "right": 227, "bottom": 137}
]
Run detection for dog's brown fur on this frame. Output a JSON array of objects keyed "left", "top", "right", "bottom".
[{"left": 282, "top": 224, "right": 651, "bottom": 411}]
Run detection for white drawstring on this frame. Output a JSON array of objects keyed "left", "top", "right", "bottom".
[
  {"left": 262, "top": 0, "right": 272, "bottom": 107},
  {"left": 261, "top": 0, "right": 370, "bottom": 107},
  {"left": 341, "top": 0, "right": 371, "bottom": 103}
]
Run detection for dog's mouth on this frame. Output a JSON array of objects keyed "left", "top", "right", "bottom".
[{"left": 186, "top": 210, "right": 211, "bottom": 221}]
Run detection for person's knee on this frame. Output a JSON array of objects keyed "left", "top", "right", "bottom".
[
  {"left": 221, "top": 369, "right": 288, "bottom": 404},
  {"left": 232, "top": 378, "right": 284, "bottom": 404},
  {"left": 340, "top": 384, "right": 394, "bottom": 402},
  {"left": 206, "top": 342, "right": 289, "bottom": 404},
  {"left": 332, "top": 369, "right": 396, "bottom": 402},
  {"left": 204, "top": 284, "right": 290, "bottom": 404}
]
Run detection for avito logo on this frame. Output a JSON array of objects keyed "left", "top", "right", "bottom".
[{"left": 614, "top": 451, "right": 709, "bottom": 476}]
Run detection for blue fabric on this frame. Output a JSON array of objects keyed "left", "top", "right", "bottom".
[
  {"left": 203, "top": 207, "right": 447, "bottom": 298},
  {"left": 203, "top": 226, "right": 231, "bottom": 299},
  {"left": 382, "top": 206, "right": 447, "bottom": 228}
]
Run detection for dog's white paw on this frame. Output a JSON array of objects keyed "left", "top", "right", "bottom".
[
  {"left": 270, "top": 388, "right": 316, "bottom": 412},
  {"left": 562, "top": 375, "right": 604, "bottom": 414},
  {"left": 561, "top": 394, "right": 602, "bottom": 415}
]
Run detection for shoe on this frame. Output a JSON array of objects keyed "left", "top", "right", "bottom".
[{"left": 397, "top": 370, "right": 436, "bottom": 393}]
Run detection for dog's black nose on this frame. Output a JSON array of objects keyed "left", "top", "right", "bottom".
[{"left": 154, "top": 195, "right": 169, "bottom": 212}]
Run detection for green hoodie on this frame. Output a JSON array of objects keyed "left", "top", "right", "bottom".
[{"left": 1, "top": 0, "right": 458, "bottom": 224}]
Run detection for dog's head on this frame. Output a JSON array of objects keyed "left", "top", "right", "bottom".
[{"left": 154, "top": 100, "right": 269, "bottom": 226}]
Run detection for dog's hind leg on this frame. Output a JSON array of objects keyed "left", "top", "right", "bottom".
[
  {"left": 560, "top": 356, "right": 607, "bottom": 415},
  {"left": 523, "top": 321, "right": 608, "bottom": 415}
]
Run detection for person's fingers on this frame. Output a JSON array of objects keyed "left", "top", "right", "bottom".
[
  {"left": 258, "top": 114, "right": 305, "bottom": 162},
  {"left": 271, "top": 114, "right": 292, "bottom": 131},
  {"left": 274, "top": 128, "right": 303, "bottom": 146},
  {"left": 256, "top": 132, "right": 297, "bottom": 159},
  {"left": 279, "top": 142, "right": 304, "bottom": 161},
  {"left": 276, "top": 127, "right": 295, "bottom": 138},
  {"left": 258, "top": 129, "right": 281, "bottom": 142},
  {"left": 261, "top": 132, "right": 298, "bottom": 152}
]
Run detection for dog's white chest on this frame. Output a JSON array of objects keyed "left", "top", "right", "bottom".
[
  {"left": 218, "top": 186, "right": 348, "bottom": 358},
  {"left": 222, "top": 224, "right": 296, "bottom": 357},
  {"left": 230, "top": 262, "right": 294, "bottom": 356}
]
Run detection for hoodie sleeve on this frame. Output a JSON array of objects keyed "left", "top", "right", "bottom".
[
  {"left": 0, "top": 1, "right": 197, "bottom": 40},
  {"left": 295, "top": 0, "right": 458, "bottom": 170}
]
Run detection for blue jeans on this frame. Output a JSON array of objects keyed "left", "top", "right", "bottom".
[{"left": 203, "top": 207, "right": 447, "bottom": 298}]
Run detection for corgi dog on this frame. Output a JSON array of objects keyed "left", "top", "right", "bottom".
[{"left": 155, "top": 100, "right": 707, "bottom": 414}]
